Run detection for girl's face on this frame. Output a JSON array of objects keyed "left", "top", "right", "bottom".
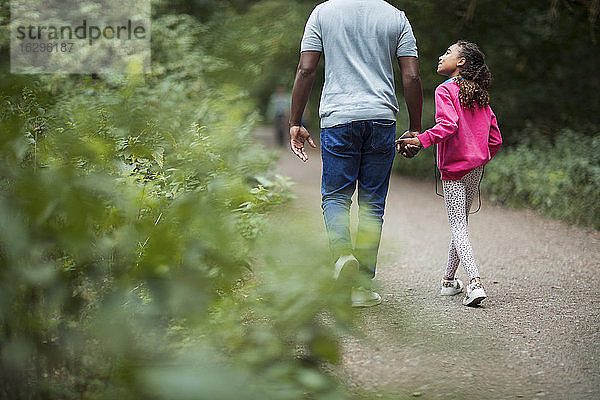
[{"left": 437, "top": 44, "right": 465, "bottom": 77}]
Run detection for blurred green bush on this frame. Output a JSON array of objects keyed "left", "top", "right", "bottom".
[
  {"left": 482, "top": 128, "right": 600, "bottom": 230},
  {"left": 0, "top": 8, "right": 354, "bottom": 400}
]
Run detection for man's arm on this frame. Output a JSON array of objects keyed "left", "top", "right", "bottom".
[
  {"left": 289, "top": 50, "right": 321, "bottom": 162},
  {"left": 398, "top": 56, "right": 423, "bottom": 133},
  {"left": 396, "top": 56, "right": 423, "bottom": 158}
]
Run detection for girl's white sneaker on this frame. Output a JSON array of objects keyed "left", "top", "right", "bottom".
[
  {"left": 463, "top": 281, "right": 487, "bottom": 306},
  {"left": 440, "top": 278, "right": 464, "bottom": 296}
]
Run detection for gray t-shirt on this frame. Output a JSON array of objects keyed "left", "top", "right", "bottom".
[{"left": 300, "top": 0, "right": 418, "bottom": 128}]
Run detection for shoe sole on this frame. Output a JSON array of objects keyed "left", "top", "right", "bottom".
[
  {"left": 334, "top": 258, "right": 359, "bottom": 282},
  {"left": 463, "top": 288, "right": 487, "bottom": 307},
  {"left": 351, "top": 297, "right": 382, "bottom": 307},
  {"left": 463, "top": 295, "right": 486, "bottom": 307}
]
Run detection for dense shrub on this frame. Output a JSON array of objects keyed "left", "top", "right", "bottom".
[
  {"left": 0, "top": 9, "right": 354, "bottom": 400},
  {"left": 482, "top": 129, "right": 600, "bottom": 229}
]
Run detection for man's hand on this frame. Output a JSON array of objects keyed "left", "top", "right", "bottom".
[
  {"left": 290, "top": 125, "right": 317, "bottom": 162},
  {"left": 395, "top": 131, "right": 422, "bottom": 158},
  {"left": 288, "top": 51, "right": 320, "bottom": 162}
]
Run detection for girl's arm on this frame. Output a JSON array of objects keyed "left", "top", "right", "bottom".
[
  {"left": 488, "top": 109, "right": 502, "bottom": 158},
  {"left": 416, "top": 86, "right": 459, "bottom": 149}
]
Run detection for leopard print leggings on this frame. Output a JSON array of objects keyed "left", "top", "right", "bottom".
[{"left": 442, "top": 166, "right": 484, "bottom": 281}]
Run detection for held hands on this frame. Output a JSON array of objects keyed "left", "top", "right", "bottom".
[
  {"left": 395, "top": 131, "right": 423, "bottom": 158},
  {"left": 289, "top": 125, "right": 316, "bottom": 162}
]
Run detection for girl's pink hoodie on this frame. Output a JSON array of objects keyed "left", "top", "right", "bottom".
[{"left": 417, "top": 79, "right": 502, "bottom": 180}]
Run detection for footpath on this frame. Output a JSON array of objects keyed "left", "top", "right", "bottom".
[{"left": 255, "top": 126, "right": 600, "bottom": 400}]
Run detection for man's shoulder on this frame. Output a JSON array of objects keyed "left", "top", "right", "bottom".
[
  {"left": 317, "top": 0, "right": 406, "bottom": 16},
  {"left": 372, "top": 0, "right": 410, "bottom": 18},
  {"left": 377, "top": 0, "right": 408, "bottom": 14},
  {"left": 311, "top": 0, "right": 331, "bottom": 13}
]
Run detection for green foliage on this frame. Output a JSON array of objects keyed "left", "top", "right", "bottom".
[
  {"left": 482, "top": 128, "right": 600, "bottom": 229},
  {"left": 0, "top": 9, "right": 354, "bottom": 400},
  {"left": 202, "top": 0, "right": 314, "bottom": 115}
]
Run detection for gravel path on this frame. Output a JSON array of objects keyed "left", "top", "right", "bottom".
[{"left": 255, "top": 127, "right": 600, "bottom": 400}]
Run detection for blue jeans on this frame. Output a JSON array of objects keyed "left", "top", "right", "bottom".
[{"left": 320, "top": 119, "right": 396, "bottom": 279}]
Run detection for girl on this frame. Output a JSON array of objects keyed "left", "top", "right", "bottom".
[{"left": 397, "top": 40, "right": 502, "bottom": 306}]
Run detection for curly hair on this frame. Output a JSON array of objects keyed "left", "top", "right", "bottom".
[{"left": 455, "top": 40, "right": 492, "bottom": 109}]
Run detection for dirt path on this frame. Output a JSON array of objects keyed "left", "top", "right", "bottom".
[{"left": 255, "top": 127, "right": 600, "bottom": 400}]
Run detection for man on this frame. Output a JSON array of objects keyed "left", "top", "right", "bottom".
[
  {"left": 266, "top": 85, "right": 291, "bottom": 146},
  {"left": 289, "top": 0, "right": 423, "bottom": 307}
]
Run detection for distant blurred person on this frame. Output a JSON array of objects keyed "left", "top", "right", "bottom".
[
  {"left": 288, "top": 0, "right": 423, "bottom": 307},
  {"left": 267, "top": 85, "right": 291, "bottom": 146}
]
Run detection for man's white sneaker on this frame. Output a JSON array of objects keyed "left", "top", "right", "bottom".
[
  {"left": 351, "top": 287, "right": 382, "bottom": 307},
  {"left": 333, "top": 254, "right": 359, "bottom": 281},
  {"left": 463, "top": 281, "right": 487, "bottom": 307},
  {"left": 440, "top": 278, "right": 464, "bottom": 296}
]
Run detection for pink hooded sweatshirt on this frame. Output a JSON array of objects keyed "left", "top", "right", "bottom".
[{"left": 417, "top": 79, "right": 502, "bottom": 180}]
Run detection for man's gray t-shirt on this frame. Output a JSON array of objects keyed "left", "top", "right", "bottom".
[{"left": 300, "top": 0, "right": 418, "bottom": 128}]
